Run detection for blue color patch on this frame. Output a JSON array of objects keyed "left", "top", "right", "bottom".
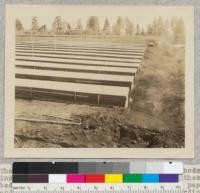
[{"left": 142, "top": 174, "right": 159, "bottom": 183}]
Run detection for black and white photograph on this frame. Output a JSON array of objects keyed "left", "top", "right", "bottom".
[{"left": 4, "top": 5, "right": 194, "bottom": 158}]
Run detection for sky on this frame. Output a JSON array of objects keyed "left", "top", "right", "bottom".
[{"left": 14, "top": 6, "right": 191, "bottom": 30}]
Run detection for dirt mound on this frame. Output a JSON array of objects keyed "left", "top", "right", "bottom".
[{"left": 15, "top": 110, "right": 184, "bottom": 148}]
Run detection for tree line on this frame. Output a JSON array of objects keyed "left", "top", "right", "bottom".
[{"left": 16, "top": 16, "right": 185, "bottom": 41}]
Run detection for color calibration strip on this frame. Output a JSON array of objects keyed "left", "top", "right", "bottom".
[{"left": 12, "top": 162, "right": 182, "bottom": 184}]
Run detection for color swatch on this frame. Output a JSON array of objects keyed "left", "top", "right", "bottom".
[
  {"left": 105, "top": 174, "right": 123, "bottom": 183},
  {"left": 85, "top": 174, "right": 105, "bottom": 183},
  {"left": 123, "top": 174, "right": 143, "bottom": 183}
]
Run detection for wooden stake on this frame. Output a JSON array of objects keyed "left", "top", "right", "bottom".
[
  {"left": 97, "top": 94, "right": 100, "bottom": 105},
  {"left": 42, "top": 114, "right": 77, "bottom": 122},
  {"left": 15, "top": 118, "right": 81, "bottom": 126}
]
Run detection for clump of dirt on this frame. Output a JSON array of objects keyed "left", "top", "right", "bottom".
[{"left": 72, "top": 112, "right": 184, "bottom": 148}]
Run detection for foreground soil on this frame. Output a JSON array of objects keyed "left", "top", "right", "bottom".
[{"left": 15, "top": 99, "right": 184, "bottom": 148}]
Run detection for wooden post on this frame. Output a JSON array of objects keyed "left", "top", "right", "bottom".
[
  {"left": 31, "top": 32, "right": 33, "bottom": 57},
  {"left": 97, "top": 94, "right": 100, "bottom": 105},
  {"left": 125, "top": 90, "right": 130, "bottom": 108},
  {"left": 54, "top": 34, "right": 56, "bottom": 52},
  {"left": 131, "top": 77, "right": 135, "bottom": 90},
  {"left": 125, "top": 96, "right": 129, "bottom": 108},
  {"left": 74, "top": 92, "right": 77, "bottom": 102}
]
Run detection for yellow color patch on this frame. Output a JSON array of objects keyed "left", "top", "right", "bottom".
[{"left": 105, "top": 174, "right": 123, "bottom": 183}]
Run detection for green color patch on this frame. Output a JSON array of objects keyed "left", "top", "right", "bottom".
[{"left": 123, "top": 174, "right": 143, "bottom": 183}]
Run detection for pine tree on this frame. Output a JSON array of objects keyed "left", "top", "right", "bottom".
[
  {"left": 156, "top": 16, "right": 164, "bottom": 36},
  {"left": 173, "top": 18, "right": 185, "bottom": 43},
  {"left": 86, "top": 16, "right": 99, "bottom": 34},
  {"left": 125, "top": 17, "right": 134, "bottom": 35},
  {"left": 116, "top": 16, "right": 123, "bottom": 27},
  {"left": 151, "top": 18, "right": 157, "bottom": 35},
  {"left": 150, "top": 17, "right": 165, "bottom": 36},
  {"left": 76, "top": 19, "right": 83, "bottom": 31},
  {"left": 147, "top": 24, "right": 153, "bottom": 35},
  {"left": 164, "top": 19, "right": 170, "bottom": 35},
  {"left": 31, "top": 17, "right": 39, "bottom": 32},
  {"left": 16, "top": 19, "right": 24, "bottom": 31},
  {"left": 52, "top": 16, "right": 63, "bottom": 34},
  {"left": 116, "top": 16, "right": 124, "bottom": 35},
  {"left": 67, "top": 24, "right": 71, "bottom": 30},
  {"left": 141, "top": 27, "right": 145, "bottom": 36},
  {"left": 136, "top": 24, "right": 141, "bottom": 35},
  {"left": 171, "top": 16, "right": 178, "bottom": 32},
  {"left": 103, "top": 18, "right": 110, "bottom": 34},
  {"left": 38, "top": 24, "right": 47, "bottom": 32},
  {"left": 112, "top": 16, "right": 124, "bottom": 35}
]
